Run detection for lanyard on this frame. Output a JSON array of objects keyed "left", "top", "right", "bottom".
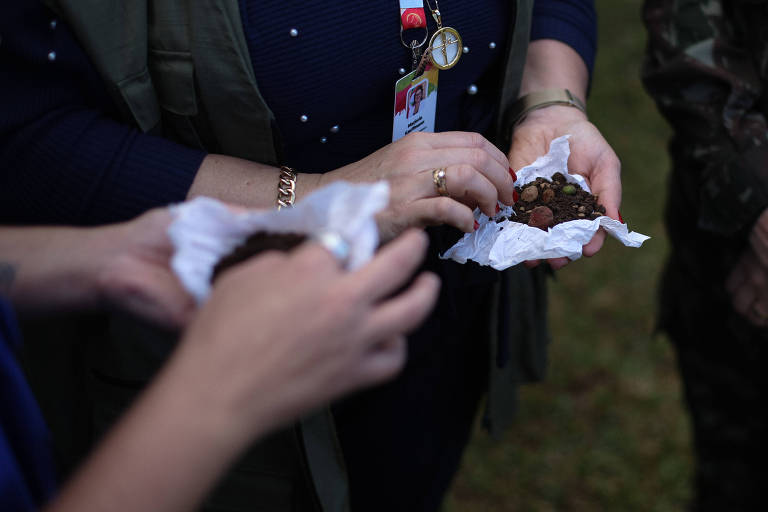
[
  {"left": 399, "top": 0, "right": 427, "bottom": 30},
  {"left": 399, "top": 0, "right": 461, "bottom": 71},
  {"left": 399, "top": 0, "right": 429, "bottom": 69}
]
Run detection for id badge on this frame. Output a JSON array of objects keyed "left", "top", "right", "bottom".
[{"left": 392, "top": 64, "right": 439, "bottom": 142}]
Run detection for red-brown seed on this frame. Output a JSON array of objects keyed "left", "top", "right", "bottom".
[{"left": 528, "top": 206, "right": 554, "bottom": 231}]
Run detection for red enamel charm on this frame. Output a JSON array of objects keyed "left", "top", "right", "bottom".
[{"left": 401, "top": 8, "right": 427, "bottom": 29}]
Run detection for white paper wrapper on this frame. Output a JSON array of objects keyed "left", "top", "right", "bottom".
[
  {"left": 169, "top": 181, "right": 389, "bottom": 303},
  {"left": 441, "top": 135, "right": 650, "bottom": 270}
]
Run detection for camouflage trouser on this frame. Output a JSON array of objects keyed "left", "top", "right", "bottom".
[{"left": 661, "top": 258, "right": 768, "bottom": 511}]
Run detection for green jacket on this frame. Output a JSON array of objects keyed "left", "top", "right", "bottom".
[
  {"left": 40, "top": 1, "right": 546, "bottom": 510},
  {"left": 642, "top": 0, "right": 768, "bottom": 335}
]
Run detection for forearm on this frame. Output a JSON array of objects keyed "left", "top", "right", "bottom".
[
  {"left": 0, "top": 107, "right": 205, "bottom": 225},
  {"left": 188, "top": 154, "right": 322, "bottom": 209},
  {"left": 45, "top": 350, "right": 253, "bottom": 512},
  {"left": 519, "top": 39, "right": 589, "bottom": 101},
  {"left": 0, "top": 226, "right": 108, "bottom": 313},
  {"left": 530, "top": 0, "right": 597, "bottom": 77}
]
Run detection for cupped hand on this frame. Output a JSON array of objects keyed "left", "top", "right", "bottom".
[
  {"left": 726, "top": 209, "right": 768, "bottom": 327},
  {"left": 180, "top": 229, "right": 440, "bottom": 439},
  {"left": 97, "top": 209, "right": 196, "bottom": 329},
  {"left": 321, "top": 131, "right": 516, "bottom": 241},
  {"left": 508, "top": 105, "right": 622, "bottom": 270}
]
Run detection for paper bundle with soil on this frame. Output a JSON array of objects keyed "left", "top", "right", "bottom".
[{"left": 441, "top": 135, "right": 649, "bottom": 269}]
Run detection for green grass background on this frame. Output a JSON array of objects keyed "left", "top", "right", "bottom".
[{"left": 445, "top": 1, "right": 693, "bottom": 510}]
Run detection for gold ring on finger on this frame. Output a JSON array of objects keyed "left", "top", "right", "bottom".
[{"left": 432, "top": 168, "right": 448, "bottom": 197}]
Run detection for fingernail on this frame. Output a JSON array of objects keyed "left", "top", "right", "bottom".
[
  {"left": 495, "top": 204, "right": 501, "bottom": 214},
  {"left": 474, "top": 220, "right": 480, "bottom": 231},
  {"left": 509, "top": 167, "right": 517, "bottom": 181},
  {"left": 619, "top": 210, "right": 624, "bottom": 223},
  {"left": 513, "top": 189, "right": 519, "bottom": 202}
]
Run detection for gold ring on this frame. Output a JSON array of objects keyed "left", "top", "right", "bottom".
[{"left": 433, "top": 168, "right": 448, "bottom": 197}]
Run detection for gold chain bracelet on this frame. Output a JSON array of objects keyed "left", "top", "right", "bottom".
[{"left": 276, "top": 166, "right": 297, "bottom": 210}]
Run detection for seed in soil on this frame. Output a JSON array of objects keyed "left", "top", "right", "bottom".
[
  {"left": 528, "top": 206, "right": 554, "bottom": 231},
  {"left": 521, "top": 186, "right": 538, "bottom": 202}
]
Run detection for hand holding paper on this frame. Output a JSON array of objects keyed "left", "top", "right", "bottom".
[
  {"left": 509, "top": 105, "right": 623, "bottom": 268},
  {"left": 169, "top": 182, "right": 389, "bottom": 303},
  {"left": 442, "top": 136, "right": 648, "bottom": 269}
]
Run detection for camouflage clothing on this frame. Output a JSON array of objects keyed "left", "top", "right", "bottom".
[{"left": 642, "top": 1, "right": 768, "bottom": 509}]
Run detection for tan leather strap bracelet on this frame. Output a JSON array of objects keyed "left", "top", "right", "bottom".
[
  {"left": 276, "top": 166, "right": 297, "bottom": 210},
  {"left": 509, "top": 88, "right": 587, "bottom": 128}
]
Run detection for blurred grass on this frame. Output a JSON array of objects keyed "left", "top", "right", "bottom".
[{"left": 444, "top": 1, "right": 693, "bottom": 510}]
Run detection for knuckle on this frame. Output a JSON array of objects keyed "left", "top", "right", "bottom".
[
  {"left": 469, "top": 147, "right": 489, "bottom": 170},
  {"left": 452, "top": 164, "right": 473, "bottom": 188},
  {"left": 466, "top": 132, "right": 485, "bottom": 148}
]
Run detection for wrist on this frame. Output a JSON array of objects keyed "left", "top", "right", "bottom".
[
  {"left": 521, "top": 103, "right": 589, "bottom": 124},
  {"left": 509, "top": 89, "right": 587, "bottom": 128},
  {"left": 50, "top": 227, "right": 112, "bottom": 309},
  {"left": 90, "top": 224, "right": 134, "bottom": 307},
  {"left": 153, "top": 347, "right": 256, "bottom": 455},
  {"left": 295, "top": 172, "right": 324, "bottom": 203}
]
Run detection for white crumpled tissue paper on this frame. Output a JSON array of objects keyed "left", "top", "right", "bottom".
[
  {"left": 169, "top": 181, "right": 389, "bottom": 304},
  {"left": 441, "top": 135, "right": 649, "bottom": 270}
]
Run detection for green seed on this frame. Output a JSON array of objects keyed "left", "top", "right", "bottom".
[{"left": 562, "top": 184, "right": 577, "bottom": 195}]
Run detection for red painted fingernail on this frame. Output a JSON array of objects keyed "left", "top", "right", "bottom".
[
  {"left": 495, "top": 204, "right": 501, "bottom": 214},
  {"left": 474, "top": 220, "right": 480, "bottom": 231},
  {"left": 619, "top": 210, "right": 624, "bottom": 223},
  {"left": 513, "top": 189, "right": 519, "bottom": 202},
  {"left": 509, "top": 167, "right": 517, "bottom": 181}
]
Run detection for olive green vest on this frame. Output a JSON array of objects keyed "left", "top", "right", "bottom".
[{"left": 41, "top": 2, "right": 545, "bottom": 511}]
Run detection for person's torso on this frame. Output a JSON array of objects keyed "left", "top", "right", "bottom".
[{"left": 239, "top": 0, "right": 512, "bottom": 171}]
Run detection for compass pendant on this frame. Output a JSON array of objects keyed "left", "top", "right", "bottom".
[{"left": 429, "top": 26, "right": 462, "bottom": 70}]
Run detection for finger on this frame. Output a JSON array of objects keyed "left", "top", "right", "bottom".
[
  {"left": 433, "top": 147, "right": 514, "bottom": 204},
  {"left": 113, "top": 268, "right": 196, "bottom": 329},
  {"left": 547, "top": 257, "right": 570, "bottom": 270},
  {"left": 415, "top": 131, "right": 510, "bottom": 171},
  {"left": 356, "top": 335, "right": 408, "bottom": 386},
  {"left": 405, "top": 197, "right": 476, "bottom": 232},
  {"left": 346, "top": 229, "right": 430, "bottom": 302},
  {"left": 524, "top": 259, "right": 541, "bottom": 269},
  {"left": 582, "top": 228, "right": 607, "bottom": 257},
  {"left": 420, "top": 166, "right": 498, "bottom": 216},
  {"left": 287, "top": 241, "right": 346, "bottom": 275},
  {"left": 581, "top": 152, "right": 622, "bottom": 220},
  {"left": 366, "top": 272, "right": 441, "bottom": 337}
]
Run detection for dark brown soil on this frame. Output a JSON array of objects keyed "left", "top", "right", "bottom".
[
  {"left": 212, "top": 232, "right": 306, "bottom": 281},
  {"left": 508, "top": 172, "right": 606, "bottom": 231}
]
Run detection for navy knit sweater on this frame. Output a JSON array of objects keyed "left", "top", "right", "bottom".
[{"left": 0, "top": 1, "right": 596, "bottom": 225}]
